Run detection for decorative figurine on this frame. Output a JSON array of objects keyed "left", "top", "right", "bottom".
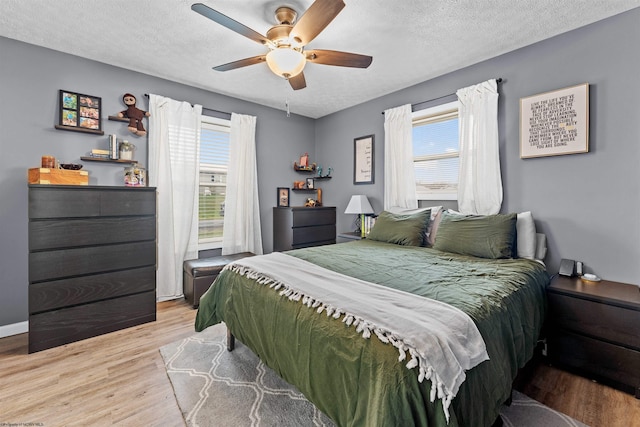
[
  {"left": 300, "top": 152, "right": 309, "bottom": 167},
  {"left": 118, "top": 93, "right": 150, "bottom": 136}
]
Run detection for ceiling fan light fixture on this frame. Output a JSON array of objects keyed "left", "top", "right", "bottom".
[
  {"left": 266, "top": 47, "right": 306, "bottom": 79},
  {"left": 193, "top": 0, "right": 371, "bottom": 91}
]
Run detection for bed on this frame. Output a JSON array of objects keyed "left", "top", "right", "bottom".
[{"left": 195, "top": 209, "right": 549, "bottom": 427}]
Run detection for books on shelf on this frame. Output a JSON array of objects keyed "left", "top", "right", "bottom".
[
  {"left": 362, "top": 215, "right": 377, "bottom": 236},
  {"left": 88, "top": 148, "right": 110, "bottom": 159}
]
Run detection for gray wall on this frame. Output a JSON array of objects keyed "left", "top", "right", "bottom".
[
  {"left": 0, "top": 37, "right": 315, "bottom": 327},
  {"left": 2, "top": 8, "right": 639, "bottom": 329},
  {"left": 316, "top": 8, "right": 640, "bottom": 284}
]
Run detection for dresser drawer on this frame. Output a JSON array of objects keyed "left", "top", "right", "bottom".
[
  {"left": 548, "top": 292, "right": 640, "bottom": 349},
  {"left": 292, "top": 208, "right": 336, "bottom": 227},
  {"left": 29, "top": 241, "right": 156, "bottom": 282},
  {"left": 29, "top": 216, "right": 156, "bottom": 250},
  {"left": 29, "top": 290, "right": 156, "bottom": 353},
  {"left": 292, "top": 239, "right": 335, "bottom": 250},
  {"left": 30, "top": 266, "right": 156, "bottom": 313},
  {"left": 29, "top": 186, "right": 156, "bottom": 218},
  {"left": 292, "top": 224, "right": 336, "bottom": 246},
  {"left": 548, "top": 329, "right": 640, "bottom": 395}
]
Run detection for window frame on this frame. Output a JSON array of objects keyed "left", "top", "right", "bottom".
[
  {"left": 412, "top": 100, "right": 460, "bottom": 201},
  {"left": 198, "top": 115, "right": 231, "bottom": 250}
]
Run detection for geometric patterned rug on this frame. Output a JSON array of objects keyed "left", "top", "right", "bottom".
[
  {"left": 500, "top": 391, "right": 589, "bottom": 427},
  {"left": 160, "top": 325, "right": 589, "bottom": 427}
]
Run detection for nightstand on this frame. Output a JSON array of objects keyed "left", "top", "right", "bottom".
[
  {"left": 546, "top": 275, "right": 640, "bottom": 398},
  {"left": 273, "top": 206, "right": 336, "bottom": 251},
  {"left": 337, "top": 231, "right": 364, "bottom": 241}
]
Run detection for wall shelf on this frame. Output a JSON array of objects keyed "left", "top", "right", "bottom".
[
  {"left": 294, "top": 163, "right": 316, "bottom": 173},
  {"left": 54, "top": 125, "right": 104, "bottom": 135},
  {"left": 108, "top": 115, "right": 129, "bottom": 123},
  {"left": 80, "top": 156, "right": 137, "bottom": 164}
]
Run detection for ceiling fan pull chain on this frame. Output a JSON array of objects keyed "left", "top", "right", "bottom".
[{"left": 286, "top": 99, "right": 291, "bottom": 117}]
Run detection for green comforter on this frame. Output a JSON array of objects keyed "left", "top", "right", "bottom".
[{"left": 195, "top": 240, "right": 549, "bottom": 427}]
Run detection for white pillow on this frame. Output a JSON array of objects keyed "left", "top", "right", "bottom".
[
  {"left": 426, "top": 208, "right": 443, "bottom": 246},
  {"left": 516, "top": 211, "right": 536, "bottom": 259},
  {"left": 535, "top": 233, "right": 547, "bottom": 261}
]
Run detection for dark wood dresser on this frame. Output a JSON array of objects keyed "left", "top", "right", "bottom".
[
  {"left": 273, "top": 206, "right": 336, "bottom": 251},
  {"left": 547, "top": 275, "right": 640, "bottom": 397},
  {"left": 28, "top": 185, "right": 157, "bottom": 353}
]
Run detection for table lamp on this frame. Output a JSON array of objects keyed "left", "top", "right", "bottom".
[{"left": 344, "top": 195, "right": 374, "bottom": 237}]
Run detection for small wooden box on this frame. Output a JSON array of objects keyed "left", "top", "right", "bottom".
[{"left": 28, "top": 168, "right": 89, "bottom": 185}]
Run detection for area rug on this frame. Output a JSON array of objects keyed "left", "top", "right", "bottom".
[{"left": 160, "top": 326, "right": 588, "bottom": 427}]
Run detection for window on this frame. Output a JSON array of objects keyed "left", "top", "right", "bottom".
[
  {"left": 412, "top": 101, "right": 460, "bottom": 200},
  {"left": 198, "top": 116, "right": 230, "bottom": 249}
]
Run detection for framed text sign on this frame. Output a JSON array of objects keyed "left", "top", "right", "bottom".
[
  {"left": 353, "top": 134, "right": 374, "bottom": 184},
  {"left": 520, "top": 83, "right": 589, "bottom": 159}
]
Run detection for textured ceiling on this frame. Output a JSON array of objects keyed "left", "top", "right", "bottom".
[{"left": 1, "top": 0, "right": 639, "bottom": 118}]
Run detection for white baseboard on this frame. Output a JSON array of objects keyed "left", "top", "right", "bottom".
[{"left": 0, "top": 321, "right": 28, "bottom": 338}]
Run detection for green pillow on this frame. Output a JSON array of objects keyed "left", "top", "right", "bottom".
[
  {"left": 367, "top": 209, "right": 431, "bottom": 246},
  {"left": 433, "top": 211, "right": 517, "bottom": 259}
]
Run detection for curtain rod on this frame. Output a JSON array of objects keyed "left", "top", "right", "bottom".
[
  {"left": 144, "top": 93, "right": 232, "bottom": 119},
  {"left": 381, "top": 78, "right": 502, "bottom": 115}
]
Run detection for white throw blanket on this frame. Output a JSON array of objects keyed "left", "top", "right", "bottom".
[{"left": 225, "top": 252, "right": 489, "bottom": 422}]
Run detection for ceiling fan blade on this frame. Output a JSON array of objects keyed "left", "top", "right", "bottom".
[
  {"left": 192, "top": 3, "right": 271, "bottom": 46},
  {"left": 290, "top": 0, "right": 345, "bottom": 46},
  {"left": 213, "top": 55, "right": 266, "bottom": 71},
  {"left": 289, "top": 72, "right": 307, "bottom": 90},
  {"left": 306, "top": 50, "right": 372, "bottom": 68}
]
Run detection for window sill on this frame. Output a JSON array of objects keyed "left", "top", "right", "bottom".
[
  {"left": 417, "top": 194, "right": 458, "bottom": 201},
  {"left": 198, "top": 241, "right": 222, "bottom": 251}
]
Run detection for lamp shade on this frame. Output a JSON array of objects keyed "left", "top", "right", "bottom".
[
  {"left": 344, "top": 195, "right": 374, "bottom": 215},
  {"left": 266, "top": 48, "right": 306, "bottom": 78}
]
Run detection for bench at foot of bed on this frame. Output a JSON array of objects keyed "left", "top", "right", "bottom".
[
  {"left": 227, "top": 328, "right": 235, "bottom": 351},
  {"left": 183, "top": 252, "right": 255, "bottom": 308}
]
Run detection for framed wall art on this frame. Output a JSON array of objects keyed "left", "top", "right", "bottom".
[
  {"left": 277, "top": 187, "right": 290, "bottom": 207},
  {"left": 55, "top": 90, "right": 104, "bottom": 135},
  {"left": 353, "top": 134, "right": 374, "bottom": 184},
  {"left": 520, "top": 83, "right": 589, "bottom": 159}
]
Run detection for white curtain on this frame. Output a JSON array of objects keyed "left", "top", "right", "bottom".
[
  {"left": 222, "top": 113, "right": 263, "bottom": 255},
  {"left": 148, "top": 94, "right": 202, "bottom": 301},
  {"left": 383, "top": 104, "right": 418, "bottom": 210},
  {"left": 456, "top": 79, "right": 502, "bottom": 215}
]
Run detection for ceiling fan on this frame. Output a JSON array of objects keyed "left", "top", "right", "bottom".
[{"left": 191, "top": 0, "right": 372, "bottom": 90}]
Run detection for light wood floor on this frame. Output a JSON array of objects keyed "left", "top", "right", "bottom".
[{"left": 1, "top": 300, "right": 638, "bottom": 426}]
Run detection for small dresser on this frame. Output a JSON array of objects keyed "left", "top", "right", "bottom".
[
  {"left": 28, "top": 185, "right": 157, "bottom": 353},
  {"left": 273, "top": 206, "right": 336, "bottom": 251},
  {"left": 546, "top": 275, "right": 640, "bottom": 397}
]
